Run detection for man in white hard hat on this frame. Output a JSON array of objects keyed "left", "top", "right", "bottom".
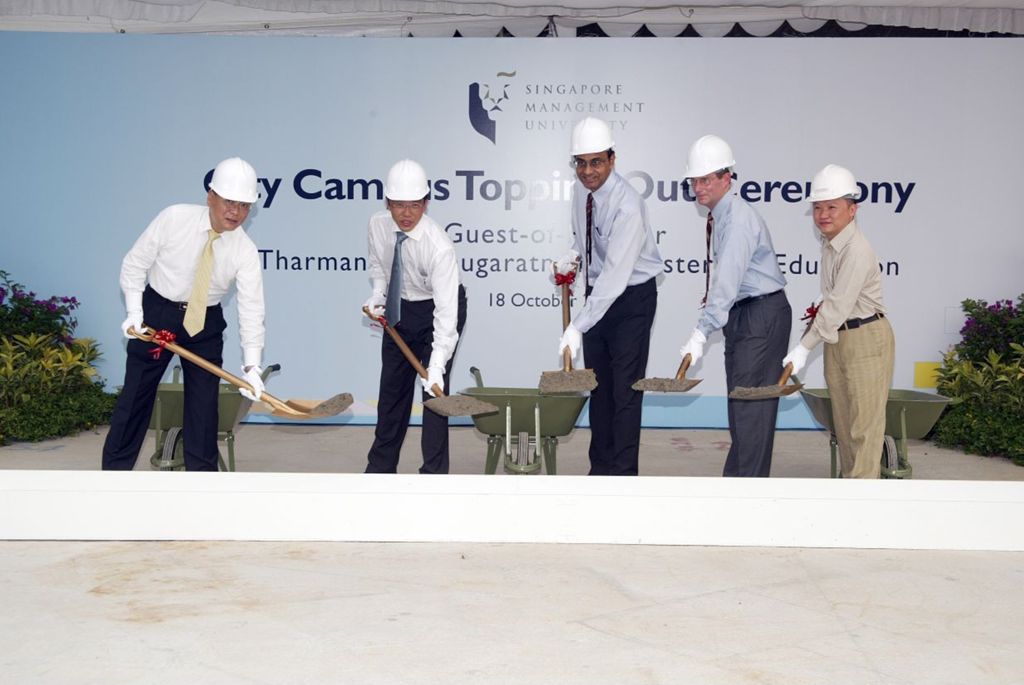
[
  {"left": 783, "top": 164, "right": 894, "bottom": 478},
  {"left": 364, "top": 159, "right": 465, "bottom": 474},
  {"left": 553, "top": 117, "right": 662, "bottom": 476},
  {"left": 680, "top": 135, "right": 791, "bottom": 477},
  {"left": 103, "top": 157, "right": 266, "bottom": 471}
]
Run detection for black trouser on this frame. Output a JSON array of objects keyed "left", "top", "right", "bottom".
[
  {"left": 582, "top": 278, "right": 658, "bottom": 476},
  {"left": 366, "top": 286, "right": 467, "bottom": 474},
  {"left": 102, "top": 286, "right": 226, "bottom": 472},
  {"left": 722, "top": 289, "right": 792, "bottom": 477}
]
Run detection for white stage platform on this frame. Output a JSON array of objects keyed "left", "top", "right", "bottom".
[{"left": 2, "top": 471, "right": 1022, "bottom": 551}]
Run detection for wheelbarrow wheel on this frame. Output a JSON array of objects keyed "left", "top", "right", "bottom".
[
  {"left": 880, "top": 435, "right": 910, "bottom": 479},
  {"left": 150, "top": 426, "right": 186, "bottom": 471}
]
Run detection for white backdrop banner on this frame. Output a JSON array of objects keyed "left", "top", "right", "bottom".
[{"left": 2, "top": 34, "right": 1022, "bottom": 428}]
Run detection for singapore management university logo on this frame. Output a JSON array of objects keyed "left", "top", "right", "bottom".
[{"left": 468, "top": 70, "right": 516, "bottom": 144}]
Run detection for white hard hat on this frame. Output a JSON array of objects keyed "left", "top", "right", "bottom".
[
  {"left": 686, "top": 135, "right": 735, "bottom": 178},
  {"left": 571, "top": 117, "right": 615, "bottom": 156},
  {"left": 809, "top": 164, "right": 859, "bottom": 202},
  {"left": 209, "top": 157, "right": 258, "bottom": 204},
  {"left": 385, "top": 159, "right": 429, "bottom": 201}
]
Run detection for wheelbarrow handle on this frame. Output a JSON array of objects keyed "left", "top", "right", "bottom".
[
  {"left": 675, "top": 354, "right": 692, "bottom": 381},
  {"left": 128, "top": 326, "right": 301, "bottom": 417},
  {"left": 362, "top": 306, "right": 446, "bottom": 398}
]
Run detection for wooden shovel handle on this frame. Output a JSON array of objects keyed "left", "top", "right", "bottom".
[
  {"left": 362, "top": 307, "right": 445, "bottom": 397},
  {"left": 777, "top": 362, "right": 794, "bottom": 387},
  {"left": 128, "top": 326, "right": 299, "bottom": 416},
  {"left": 560, "top": 280, "right": 574, "bottom": 372},
  {"left": 675, "top": 354, "right": 692, "bottom": 381}
]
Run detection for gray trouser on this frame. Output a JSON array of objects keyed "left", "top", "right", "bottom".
[{"left": 722, "top": 290, "right": 792, "bottom": 477}]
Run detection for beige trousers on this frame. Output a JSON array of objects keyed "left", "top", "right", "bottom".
[{"left": 824, "top": 317, "right": 895, "bottom": 479}]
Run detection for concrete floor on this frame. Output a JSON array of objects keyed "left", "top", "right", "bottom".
[
  {"left": 2, "top": 425, "right": 1023, "bottom": 683},
  {"left": 2, "top": 422, "right": 1022, "bottom": 479}
]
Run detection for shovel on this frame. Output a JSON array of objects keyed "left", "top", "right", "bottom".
[
  {"left": 129, "top": 326, "right": 353, "bottom": 419},
  {"left": 728, "top": 362, "right": 804, "bottom": 400},
  {"left": 538, "top": 278, "right": 598, "bottom": 394},
  {"left": 632, "top": 353, "right": 703, "bottom": 393},
  {"left": 361, "top": 307, "right": 498, "bottom": 418}
]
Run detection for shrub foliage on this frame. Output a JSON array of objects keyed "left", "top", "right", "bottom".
[
  {"left": 0, "top": 271, "right": 117, "bottom": 444},
  {"left": 934, "top": 295, "right": 1024, "bottom": 465}
]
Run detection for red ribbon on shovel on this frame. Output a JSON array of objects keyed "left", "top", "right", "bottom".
[
  {"left": 149, "top": 329, "right": 177, "bottom": 359},
  {"left": 800, "top": 301, "right": 820, "bottom": 335},
  {"left": 554, "top": 270, "right": 576, "bottom": 296}
]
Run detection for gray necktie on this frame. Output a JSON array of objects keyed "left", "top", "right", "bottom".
[{"left": 386, "top": 232, "right": 408, "bottom": 325}]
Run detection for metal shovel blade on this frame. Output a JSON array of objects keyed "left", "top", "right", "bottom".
[
  {"left": 729, "top": 362, "right": 803, "bottom": 400},
  {"left": 632, "top": 354, "right": 702, "bottom": 393},
  {"left": 273, "top": 393, "right": 354, "bottom": 418}
]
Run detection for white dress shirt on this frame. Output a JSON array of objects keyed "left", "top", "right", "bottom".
[
  {"left": 569, "top": 171, "right": 663, "bottom": 333},
  {"left": 367, "top": 210, "right": 461, "bottom": 369},
  {"left": 119, "top": 204, "right": 265, "bottom": 366}
]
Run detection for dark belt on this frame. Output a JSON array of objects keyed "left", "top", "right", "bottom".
[
  {"left": 840, "top": 312, "right": 884, "bottom": 331},
  {"left": 732, "top": 289, "right": 783, "bottom": 309},
  {"left": 146, "top": 285, "right": 218, "bottom": 312}
]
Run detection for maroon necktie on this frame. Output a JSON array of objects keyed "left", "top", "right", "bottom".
[
  {"left": 585, "top": 192, "right": 594, "bottom": 297},
  {"left": 701, "top": 212, "right": 714, "bottom": 307}
]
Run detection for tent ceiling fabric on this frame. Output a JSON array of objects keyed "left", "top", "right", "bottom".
[{"left": 1, "top": 0, "right": 1022, "bottom": 34}]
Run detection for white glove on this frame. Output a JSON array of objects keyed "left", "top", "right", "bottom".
[
  {"left": 121, "top": 310, "right": 147, "bottom": 339},
  {"left": 239, "top": 366, "right": 265, "bottom": 401},
  {"left": 558, "top": 323, "right": 582, "bottom": 359},
  {"left": 783, "top": 344, "right": 811, "bottom": 376},
  {"left": 421, "top": 366, "right": 445, "bottom": 398},
  {"left": 679, "top": 328, "right": 707, "bottom": 365},
  {"left": 363, "top": 293, "right": 386, "bottom": 319},
  {"left": 554, "top": 249, "right": 581, "bottom": 276}
]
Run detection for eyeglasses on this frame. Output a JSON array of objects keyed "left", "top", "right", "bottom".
[
  {"left": 390, "top": 201, "right": 425, "bottom": 211},
  {"left": 688, "top": 174, "right": 719, "bottom": 189},
  {"left": 571, "top": 156, "right": 611, "bottom": 171},
  {"left": 213, "top": 192, "right": 252, "bottom": 211}
]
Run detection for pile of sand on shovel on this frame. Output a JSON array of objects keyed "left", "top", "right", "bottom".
[
  {"left": 729, "top": 364, "right": 802, "bottom": 400},
  {"left": 538, "top": 369, "right": 597, "bottom": 394},
  {"left": 632, "top": 377, "right": 700, "bottom": 393},
  {"left": 425, "top": 395, "right": 498, "bottom": 418}
]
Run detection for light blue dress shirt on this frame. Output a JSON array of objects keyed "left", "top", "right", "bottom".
[
  {"left": 569, "top": 171, "right": 663, "bottom": 333},
  {"left": 695, "top": 191, "right": 787, "bottom": 338}
]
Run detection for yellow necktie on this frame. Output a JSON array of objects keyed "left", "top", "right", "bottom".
[{"left": 183, "top": 230, "right": 220, "bottom": 336}]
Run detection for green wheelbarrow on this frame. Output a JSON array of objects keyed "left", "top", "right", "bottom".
[
  {"left": 147, "top": 363, "right": 279, "bottom": 472},
  {"left": 461, "top": 367, "right": 589, "bottom": 475},
  {"left": 799, "top": 388, "right": 951, "bottom": 479}
]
